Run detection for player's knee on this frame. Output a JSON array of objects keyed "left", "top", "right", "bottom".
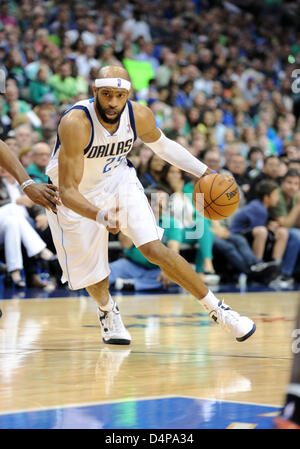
[
  {"left": 139, "top": 241, "right": 165, "bottom": 264},
  {"left": 86, "top": 277, "right": 109, "bottom": 297}
]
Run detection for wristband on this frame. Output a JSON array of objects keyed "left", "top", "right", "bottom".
[
  {"left": 20, "top": 179, "right": 35, "bottom": 191},
  {"left": 96, "top": 210, "right": 107, "bottom": 225},
  {"left": 211, "top": 170, "right": 217, "bottom": 174}
]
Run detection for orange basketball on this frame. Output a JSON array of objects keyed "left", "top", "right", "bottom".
[{"left": 193, "top": 173, "right": 240, "bottom": 220}]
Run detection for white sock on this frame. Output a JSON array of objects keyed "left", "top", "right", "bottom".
[
  {"left": 199, "top": 290, "right": 220, "bottom": 313},
  {"left": 99, "top": 295, "right": 114, "bottom": 312}
]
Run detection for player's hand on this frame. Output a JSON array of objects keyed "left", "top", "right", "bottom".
[
  {"left": 202, "top": 169, "right": 234, "bottom": 183},
  {"left": 23, "top": 183, "right": 61, "bottom": 212},
  {"left": 102, "top": 206, "right": 123, "bottom": 234}
]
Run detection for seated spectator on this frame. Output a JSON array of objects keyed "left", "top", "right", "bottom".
[
  {"left": 14, "top": 123, "right": 33, "bottom": 149},
  {"left": 18, "top": 147, "right": 33, "bottom": 169},
  {"left": 287, "top": 159, "right": 300, "bottom": 174},
  {"left": 227, "top": 153, "right": 251, "bottom": 202},
  {"left": 29, "top": 64, "right": 58, "bottom": 106},
  {"left": 202, "top": 147, "right": 231, "bottom": 176},
  {"left": 229, "top": 180, "right": 289, "bottom": 277},
  {"left": 49, "top": 59, "right": 79, "bottom": 104},
  {"left": 211, "top": 220, "right": 279, "bottom": 284},
  {"left": 267, "top": 170, "right": 300, "bottom": 286},
  {"left": 26, "top": 141, "right": 51, "bottom": 184},
  {"left": 109, "top": 186, "right": 182, "bottom": 291},
  {"left": 0, "top": 168, "right": 53, "bottom": 288},
  {"left": 246, "top": 146, "right": 264, "bottom": 179},
  {"left": 139, "top": 153, "right": 166, "bottom": 188},
  {"left": 2, "top": 83, "right": 31, "bottom": 118},
  {"left": 247, "top": 155, "right": 281, "bottom": 202},
  {"left": 76, "top": 45, "right": 100, "bottom": 80},
  {"left": 3, "top": 135, "right": 19, "bottom": 156}
]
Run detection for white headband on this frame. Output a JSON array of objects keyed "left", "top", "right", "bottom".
[{"left": 94, "top": 78, "right": 131, "bottom": 91}]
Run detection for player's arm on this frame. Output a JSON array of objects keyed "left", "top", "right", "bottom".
[
  {"left": 58, "top": 110, "right": 100, "bottom": 220},
  {"left": 132, "top": 102, "right": 214, "bottom": 178},
  {"left": 58, "top": 111, "right": 120, "bottom": 232},
  {"left": 0, "top": 139, "right": 59, "bottom": 211}
]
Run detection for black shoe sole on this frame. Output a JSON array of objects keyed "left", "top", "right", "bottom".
[
  {"left": 103, "top": 338, "right": 131, "bottom": 345},
  {"left": 236, "top": 323, "right": 256, "bottom": 342}
]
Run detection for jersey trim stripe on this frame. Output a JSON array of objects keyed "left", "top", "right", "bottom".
[
  {"left": 127, "top": 100, "right": 137, "bottom": 141},
  {"left": 52, "top": 105, "right": 95, "bottom": 157}
]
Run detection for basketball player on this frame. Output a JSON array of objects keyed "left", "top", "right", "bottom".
[
  {"left": 46, "top": 65, "right": 256, "bottom": 345},
  {"left": 0, "top": 139, "right": 59, "bottom": 211}
]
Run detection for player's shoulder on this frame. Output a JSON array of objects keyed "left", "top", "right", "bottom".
[
  {"left": 131, "top": 101, "right": 154, "bottom": 120},
  {"left": 59, "top": 107, "right": 91, "bottom": 137},
  {"left": 130, "top": 100, "right": 156, "bottom": 130}
]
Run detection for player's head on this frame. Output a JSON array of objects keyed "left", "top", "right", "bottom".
[{"left": 92, "top": 65, "right": 132, "bottom": 124}]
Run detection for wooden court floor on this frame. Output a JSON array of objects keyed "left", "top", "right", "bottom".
[{"left": 0, "top": 290, "right": 298, "bottom": 429}]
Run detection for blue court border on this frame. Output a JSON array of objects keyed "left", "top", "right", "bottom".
[{"left": 0, "top": 397, "right": 281, "bottom": 429}]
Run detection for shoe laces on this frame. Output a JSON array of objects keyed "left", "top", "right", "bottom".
[
  {"left": 210, "top": 300, "right": 240, "bottom": 332},
  {"left": 100, "top": 302, "right": 123, "bottom": 334}
]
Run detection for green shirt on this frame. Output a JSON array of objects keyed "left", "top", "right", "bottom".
[
  {"left": 268, "top": 187, "right": 296, "bottom": 223},
  {"left": 49, "top": 74, "right": 79, "bottom": 102},
  {"left": 124, "top": 215, "right": 182, "bottom": 269},
  {"left": 29, "top": 80, "right": 58, "bottom": 105},
  {"left": 26, "top": 163, "right": 49, "bottom": 184}
]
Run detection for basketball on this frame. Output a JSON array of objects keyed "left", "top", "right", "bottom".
[{"left": 193, "top": 173, "right": 240, "bottom": 220}]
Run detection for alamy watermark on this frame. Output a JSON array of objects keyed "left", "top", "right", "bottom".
[
  {"left": 291, "top": 69, "right": 300, "bottom": 94},
  {"left": 292, "top": 328, "right": 300, "bottom": 354},
  {"left": 102, "top": 187, "right": 206, "bottom": 240},
  {"left": 0, "top": 69, "right": 6, "bottom": 94}
]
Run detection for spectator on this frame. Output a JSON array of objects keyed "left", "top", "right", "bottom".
[
  {"left": 161, "top": 164, "right": 219, "bottom": 285},
  {"left": 229, "top": 180, "right": 289, "bottom": 273},
  {"left": 267, "top": 170, "right": 300, "bottom": 286},
  {"left": 14, "top": 123, "right": 33, "bottom": 150},
  {"left": 0, "top": 168, "right": 53, "bottom": 288},
  {"left": 26, "top": 142, "right": 51, "bottom": 184},
  {"left": 29, "top": 64, "right": 58, "bottom": 106},
  {"left": 246, "top": 146, "right": 264, "bottom": 179},
  {"left": 227, "top": 153, "right": 251, "bottom": 199},
  {"left": 18, "top": 147, "right": 33, "bottom": 169},
  {"left": 49, "top": 60, "right": 79, "bottom": 104},
  {"left": 247, "top": 155, "right": 281, "bottom": 202},
  {"left": 140, "top": 153, "right": 166, "bottom": 188},
  {"left": 211, "top": 220, "right": 279, "bottom": 284},
  {"left": 76, "top": 45, "right": 100, "bottom": 80}
]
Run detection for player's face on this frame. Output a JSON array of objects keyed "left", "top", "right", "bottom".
[{"left": 95, "top": 87, "right": 129, "bottom": 124}]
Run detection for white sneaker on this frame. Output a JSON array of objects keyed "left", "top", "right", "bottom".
[
  {"left": 209, "top": 300, "right": 256, "bottom": 342},
  {"left": 97, "top": 301, "right": 131, "bottom": 345}
]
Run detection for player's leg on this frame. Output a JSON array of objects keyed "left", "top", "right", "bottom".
[
  {"left": 119, "top": 168, "right": 255, "bottom": 341},
  {"left": 46, "top": 207, "right": 130, "bottom": 345},
  {"left": 86, "top": 277, "right": 131, "bottom": 345},
  {"left": 275, "top": 299, "right": 300, "bottom": 428},
  {"left": 139, "top": 239, "right": 256, "bottom": 341}
]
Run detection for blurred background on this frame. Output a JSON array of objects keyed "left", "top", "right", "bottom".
[{"left": 1, "top": 0, "right": 300, "bottom": 294}]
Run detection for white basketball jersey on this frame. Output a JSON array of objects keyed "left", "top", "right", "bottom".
[{"left": 46, "top": 98, "right": 137, "bottom": 194}]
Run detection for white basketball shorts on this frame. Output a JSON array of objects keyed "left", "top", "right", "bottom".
[{"left": 46, "top": 165, "right": 164, "bottom": 290}]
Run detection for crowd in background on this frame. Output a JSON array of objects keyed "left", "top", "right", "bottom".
[{"left": 1, "top": 0, "right": 300, "bottom": 291}]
